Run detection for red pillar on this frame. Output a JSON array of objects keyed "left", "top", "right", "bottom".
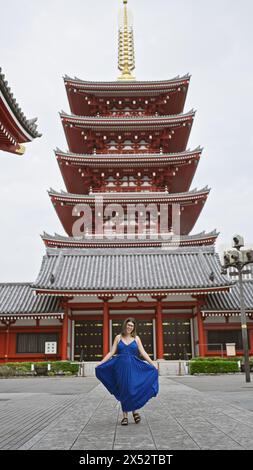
[
  {"left": 102, "top": 300, "right": 110, "bottom": 357},
  {"left": 152, "top": 296, "right": 165, "bottom": 360},
  {"left": 197, "top": 305, "right": 205, "bottom": 357},
  {"left": 4, "top": 324, "right": 10, "bottom": 363},
  {"left": 98, "top": 295, "right": 113, "bottom": 358},
  {"left": 3, "top": 320, "right": 15, "bottom": 362},
  {"left": 61, "top": 306, "right": 69, "bottom": 360}
]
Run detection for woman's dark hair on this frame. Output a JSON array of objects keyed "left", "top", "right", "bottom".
[{"left": 121, "top": 317, "right": 137, "bottom": 337}]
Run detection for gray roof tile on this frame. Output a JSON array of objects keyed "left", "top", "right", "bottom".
[
  {"left": 41, "top": 230, "right": 219, "bottom": 247},
  {"left": 0, "top": 68, "right": 41, "bottom": 139},
  {"left": 0, "top": 283, "right": 63, "bottom": 316},
  {"left": 202, "top": 281, "right": 253, "bottom": 312},
  {"left": 48, "top": 186, "right": 210, "bottom": 201},
  {"left": 33, "top": 246, "right": 231, "bottom": 294}
]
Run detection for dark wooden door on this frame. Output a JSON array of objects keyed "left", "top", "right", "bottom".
[
  {"left": 112, "top": 319, "right": 154, "bottom": 359},
  {"left": 74, "top": 320, "right": 103, "bottom": 361},
  {"left": 163, "top": 319, "right": 192, "bottom": 360},
  {"left": 111, "top": 320, "right": 122, "bottom": 342},
  {"left": 137, "top": 320, "right": 154, "bottom": 359}
]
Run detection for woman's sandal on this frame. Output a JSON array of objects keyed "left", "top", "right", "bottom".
[
  {"left": 121, "top": 417, "right": 128, "bottom": 425},
  {"left": 132, "top": 412, "right": 141, "bottom": 424}
]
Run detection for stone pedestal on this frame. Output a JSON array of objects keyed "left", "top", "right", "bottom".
[
  {"left": 157, "top": 360, "right": 188, "bottom": 376},
  {"left": 75, "top": 360, "right": 189, "bottom": 377}
]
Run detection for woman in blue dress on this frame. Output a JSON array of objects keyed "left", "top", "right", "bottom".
[{"left": 95, "top": 317, "right": 159, "bottom": 425}]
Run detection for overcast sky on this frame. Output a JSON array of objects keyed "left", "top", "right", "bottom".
[{"left": 0, "top": 0, "right": 253, "bottom": 282}]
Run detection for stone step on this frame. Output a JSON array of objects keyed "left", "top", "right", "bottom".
[{"left": 73, "top": 360, "right": 189, "bottom": 377}]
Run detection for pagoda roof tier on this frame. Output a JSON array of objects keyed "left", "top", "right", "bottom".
[
  {"left": 0, "top": 283, "right": 63, "bottom": 320},
  {"left": 60, "top": 110, "right": 195, "bottom": 128},
  {"left": 64, "top": 75, "right": 190, "bottom": 117},
  {"left": 55, "top": 147, "right": 202, "bottom": 165},
  {"left": 55, "top": 147, "right": 202, "bottom": 195},
  {"left": 49, "top": 186, "right": 209, "bottom": 202},
  {"left": 64, "top": 74, "right": 191, "bottom": 93},
  {"left": 61, "top": 110, "right": 195, "bottom": 154},
  {"left": 41, "top": 230, "right": 219, "bottom": 249},
  {"left": 49, "top": 187, "right": 210, "bottom": 237},
  {"left": 0, "top": 68, "right": 41, "bottom": 154},
  {"left": 33, "top": 246, "right": 231, "bottom": 297}
]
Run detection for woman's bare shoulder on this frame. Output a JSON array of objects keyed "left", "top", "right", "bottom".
[{"left": 114, "top": 334, "right": 121, "bottom": 342}]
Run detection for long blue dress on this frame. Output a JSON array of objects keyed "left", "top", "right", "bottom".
[{"left": 95, "top": 338, "right": 159, "bottom": 412}]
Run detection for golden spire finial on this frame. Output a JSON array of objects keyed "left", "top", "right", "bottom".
[{"left": 118, "top": 0, "right": 136, "bottom": 81}]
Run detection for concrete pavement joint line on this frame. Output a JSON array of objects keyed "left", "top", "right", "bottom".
[
  {"left": 0, "top": 398, "right": 78, "bottom": 450},
  {"left": 0, "top": 397, "right": 69, "bottom": 427},
  {"left": 112, "top": 404, "right": 121, "bottom": 450},
  {"left": 113, "top": 408, "right": 155, "bottom": 451},
  {"left": 27, "top": 385, "right": 105, "bottom": 450},
  {"left": 160, "top": 379, "right": 247, "bottom": 449},
  {"left": 0, "top": 405, "right": 66, "bottom": 445},
  {"left": 201, "top": 393, "right": 253, "bottom": 415},
  {"left": 204, "top": 418, "right": 253, "bottom": 448},
  {"left": 70, "top": 385, "right": 107, "bottom": 450},
  {"left": 20, "top": 424, "right": 66, "bottom": 450},
  {"left": 26, "top": 417, "right": 83, "bottom": 449},
  {"left": 156, "top": 379, "right": 201, "bottom": 449},
  {"left": 53, "top": 406, "right": 112, "bottom": 450},
  {"left": 219, "top": 408, "right": 253, "bottom": 429},
  {"left": 70, "top": 415, "right": 109, "bottom": 449},
  {"left": 15, "top": 401, "right": 84, "bottom": 450},
  {"left": 157, "top": 379, "right": 212, "bottom": 449},
  {"left": 170, "top": 379, "right": 253, "bottom": 429},
  {"left": 10, "top": 382, "right": 101, "bottom": 450},
  {"left": 151, "top": 395, "right": 201, "bottom": 450},
  {"left": 0, "top": 397, "right": 75, "bottom": 437},
  {"left": 0, "top": 396, "right": 54, "bottom": 418},
  {"left": 176, "top": 416, "right": 244, "bottom": 450},
  {"left": 205, "top": 398, "right": 253, "bottom": 427},
  {"left": 141, "top": 411, "right": 158, "bottom": 450},
  {"left": 0, "top": 396, "right": 79, "bottom": 449}
]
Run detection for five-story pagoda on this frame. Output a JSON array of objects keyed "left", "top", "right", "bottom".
[{"left": 45, "top": 1, "right": 212, "bottom": 247}]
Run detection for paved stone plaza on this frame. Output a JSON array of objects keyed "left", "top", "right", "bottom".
[{"left": 0, "top": 375, "right": 252, "bottom": 450}]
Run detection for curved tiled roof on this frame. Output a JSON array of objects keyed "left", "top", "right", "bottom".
[
  {"left": 0, "top": 68, "right": 41, "bottom": 139},
  {"left": 60, "top": 110, "right": 195, "bottom": 127},
  {"left": 64, "top": 74, "right": 191, "bottom": 92},
  {"left": 33, "top": 246, "right": 231, "bottom": 295},
  {"left": 0, "top": 283, "right": 63, "bottom": 317},
  {"left": 202, "top": 281, "right": 253, "bottom": 313},
  {"left": 55, "top": 147, "right": 202, "bottom": 166},
  {"left": 48, "top": 186, "right": 210, "bottom": 202},
  {"left": 41, "top": 230, "right": 218, "bottom": 249},
  {"left": 41, "top": 230, "right": 218, "bottom": 243}
]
